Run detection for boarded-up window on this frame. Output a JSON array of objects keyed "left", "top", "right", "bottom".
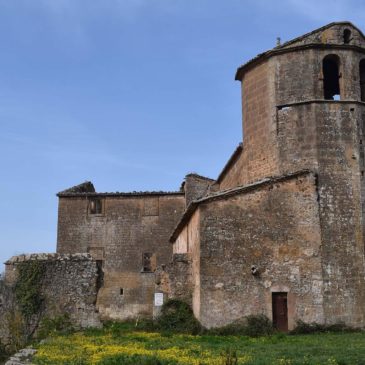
[
  {"left": 143, "top": 198, "right": 159, "bottom": 216},
  {"left": 89, "top": 198, "right": 103, "bottom": 214}
]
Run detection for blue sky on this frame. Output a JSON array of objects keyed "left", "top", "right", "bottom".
[{"left": 1, "top": 0, "right": 365, "bottom": 269}]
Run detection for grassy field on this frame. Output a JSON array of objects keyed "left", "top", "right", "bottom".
[{"left": 31, "top": 323, "right": 365, "bottom": 365}]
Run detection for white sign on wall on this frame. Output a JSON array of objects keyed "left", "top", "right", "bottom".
[{"left": 154, "top": 292, "right": 164, "bottom": 306}]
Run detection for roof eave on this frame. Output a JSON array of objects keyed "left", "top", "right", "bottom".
[{"left": 169, "top": 169, "right": 314, "bottom": 243}]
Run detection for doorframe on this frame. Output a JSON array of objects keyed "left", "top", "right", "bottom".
[{"left": 272, "top": 291, "right": 289, "bottom": 332}]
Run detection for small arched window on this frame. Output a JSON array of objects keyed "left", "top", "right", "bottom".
[
  {"left": 360, "top": 59, "right": 365, "bottom": 102},
  {"left": 343, "top": 29, "right": 352, "bottom": 44},
  {"left": 323, "top": 55, "right": 341, "bottom": 100}
]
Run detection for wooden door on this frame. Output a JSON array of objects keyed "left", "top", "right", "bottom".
[{"left": 272, "top": 292, "right": 288, "bottom": 332}]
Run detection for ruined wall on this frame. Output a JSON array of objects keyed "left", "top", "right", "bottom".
[
  {"left": 155, "top": 253, "right": 193, "bottom": 306},
  {"left": 196, "top": 173, "right": 323, "bottom": 329},
  {"left": 0, "top": 276, "right": 14, "bottom": 345},
  {"left": 184, "top": 174, "right": 212, "bottom": 206},
  {"left": 57, "top": 194, "right": 185, "bottom": 320},
  {"left": 0, "top": 254, "right": 100, "bottom": 346}
]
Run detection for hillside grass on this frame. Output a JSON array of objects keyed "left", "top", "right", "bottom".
[{"left": 31, "top": 323, "right": 365, "bottom": 365}]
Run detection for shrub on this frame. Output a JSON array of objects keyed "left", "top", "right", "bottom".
[
  {"left": 14, "top": 261, "right": 46, "bottom": 320},
  {"left": 290, "top": 320, "right": 354, "bottom": 335},
  {"left": 0, "top": 341, "right": 9, "bottom": 363},
  {"left": 244, "top": 314, "right": 274, "bottom": 337},
  {"left": 37, "top": 314, "right": 74, "bottom": 339},
  {"left": 155, "top": 299, "right": 201, "bottom": 334},
  {"left": 206, "top": 314, "right": 274, "bottom": 337},
  {"left": 6, "top": 310, "right": 27, "bottom": 352}
]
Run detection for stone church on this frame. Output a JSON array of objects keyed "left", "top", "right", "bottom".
[{"left": 3, "top": 21, "right": 365, "bottom": 334}]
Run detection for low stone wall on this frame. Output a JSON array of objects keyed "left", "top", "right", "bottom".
[{"left": 0, "top": 253, "right": 101, "bottom": 347}]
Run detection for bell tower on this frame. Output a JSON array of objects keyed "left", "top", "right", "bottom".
[{"left": 235, "top": 22, "right": 365, "bottom": 326}]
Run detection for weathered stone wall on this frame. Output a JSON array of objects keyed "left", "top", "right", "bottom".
[
  {"left": 280, "top": 23, "right": 365, "bottom": 49},
  {"left": 275, "top": 49, "right": 365, "bottom": 104},
  {"left": 0, "top": 254, "right": 100, "bottom": 346},
  {"left": 219, "top": 24, "right": 365, "bottom": 192},
  {"left": 184, "top": 174, "right": 213, "bottom": 206},
  {"left": 155, "top": 253, "right": 193, "bottom": 306},
  {"left": 0, "top": 277, "right": 14, "bottom": 346},
  {"left": 57, "top": 194, "right": 185, "bottom": 320},
  {"left": 217, "top": 29, "right": 365, "bottom": 327},
  {"left": 218, "top": 58, "right": 280, "bottom": 190},
  {"left": 195, "top": 173, "right": 323, "bottom": 329}
]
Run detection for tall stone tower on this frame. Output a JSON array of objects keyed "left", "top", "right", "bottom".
[{"left": 232, "top": 22, "right": 365, "bottom": 326}]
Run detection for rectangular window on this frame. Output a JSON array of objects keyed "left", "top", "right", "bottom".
[
  {"left": 89, "top": 198, "right": 103, "bottom": 215},
  {"left": 142, "top": 252, "right": 154, "bottom": 272}
]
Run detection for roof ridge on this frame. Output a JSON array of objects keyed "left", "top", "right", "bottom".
[
  {"left": 235, "top": 21, "right": 365, "bottom": 80},
  {"left": 57, "top": 190, "right": 185, "bottom": 197},
  {"left": 276, "top": 21, "right": 363, "bottom": 50}
]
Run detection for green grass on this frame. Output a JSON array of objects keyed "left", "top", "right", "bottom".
[{"left": 31, "top": 323, "right": 365, "bottom": 365}]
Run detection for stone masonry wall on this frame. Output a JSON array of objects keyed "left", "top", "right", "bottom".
[
  {"left": 155, "top": 253, "right": 193, "bottom": 306},
  {"left": 57, "top": 194, "right": 185, "bottom": 320},
  {"left": 0, "top": 253, "right": 100, "bottom": 346},
  {"left": 184, "top": 175, "right": 212, "bottom": 206},
  {"left": 219, "top": 58, "right": 280, "bottom": 190},
  {"left": 197, "top": 173, "right": 323, "bottom": 329}
]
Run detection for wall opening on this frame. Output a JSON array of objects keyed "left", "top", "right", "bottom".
[
  {"left": 96, "top": 260, "right": 104, "bottom": 291},
  {"left": 89, "top": 198, "right": 103, "bottom": 214},
  {"left": 323, "top": 55, "right": 341, "bottom": 100},
  {"left": 142, "top": 252, "right": 153, "bottom": 272},
  {"left": 120, "top": 288, "right": 124, "bottom": 295},
  {"left": 343, "top": 29, "right": 352, "bottom": 44},
  {"left": 272, "top": 292, "right": 288, "bottom": 332},
  {"left": 360, "top": 59, "right": 365, "bottom": 102}
]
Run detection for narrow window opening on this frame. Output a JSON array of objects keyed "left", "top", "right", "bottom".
[
  {"left": 89, "top": 198, "right": 102, "bottom": 214},
  {"left": 120, "top": 288, "right": 124, "bottom": 295},
  {"left": 142, "top": 252, "right": 153, "bottom": 272},
  {"left": 343, "top": 29, "right": 352, "bottom": 44},
  {"left": 96, "top": 260, "right": 104, "bottom": 291},
  {"left": 323, "top": 55, "right": 341, "bottom": 100},
  {"left": 360, "top": 59, "right": 365, "bottom": 102}
]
